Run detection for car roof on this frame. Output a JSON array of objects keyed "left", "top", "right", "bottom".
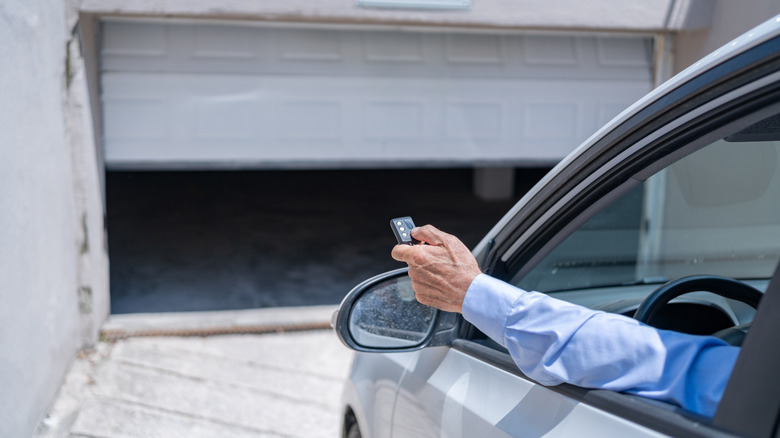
[{"left": 474, "top": 14, "right": 780, "bottom": 256}]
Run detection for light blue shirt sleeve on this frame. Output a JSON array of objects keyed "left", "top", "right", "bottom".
[{"left": 461, "top": 274, "right": 740, "bottom": 417}]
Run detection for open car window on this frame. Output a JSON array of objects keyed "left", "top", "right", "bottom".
[{"left": 510, "top": 128, "right": 780, "bottom": 315}]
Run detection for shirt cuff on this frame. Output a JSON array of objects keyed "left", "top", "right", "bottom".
[{"left": 461, "top": 274, "right": 524, "bottom": 346}]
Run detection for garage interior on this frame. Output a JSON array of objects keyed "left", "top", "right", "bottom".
[{"left": 106, "top": 167, "right": 549, "bottom": 313}]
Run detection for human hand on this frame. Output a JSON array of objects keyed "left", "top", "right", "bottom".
[{"left": 391, "top": 225, "right": 482, "bottom": 313}]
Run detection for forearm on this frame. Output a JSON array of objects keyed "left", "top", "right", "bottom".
[
  {"left": 463, "top": 274, "right": 631, "bottom": 386},
  {"left": 461, "top": 274, "right": 739, "bottom": 417}
]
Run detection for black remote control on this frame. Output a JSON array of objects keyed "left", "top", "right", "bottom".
[{"left": 390, "top": 216, "right": 420, "bottom": 245}]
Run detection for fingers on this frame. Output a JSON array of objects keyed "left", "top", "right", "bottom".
[
  {"left": 410, "top": 224, "right": 447, "bottom": 246},
  {"left": 391, "top": 239, "right": 437, "bottom": 266},
  {"left": 391, "top": 224, "right": 439, "bottom": 263},
  {"left": 392, "top": 224, "right": 461, "bottom": 263},
  {"left": 390, "top": 224, "right": 479, "bottom": 314}
]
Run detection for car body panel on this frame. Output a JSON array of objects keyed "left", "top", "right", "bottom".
[
  {"left": 389, "top": 347, "right": 666, "bottom": 438},
  {"left": 345, "top": 350, "right": 421, "bottom": 438}
]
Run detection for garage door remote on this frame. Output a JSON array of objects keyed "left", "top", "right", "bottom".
[{"left": 390, "top": 216, "right": 420, "bottom": 245}]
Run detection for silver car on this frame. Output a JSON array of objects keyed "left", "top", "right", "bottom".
[{"left": 334, "top": 15, "right": 780, "bottom": 438}]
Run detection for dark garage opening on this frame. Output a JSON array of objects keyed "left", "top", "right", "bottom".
[{"left": 106, "top": 168, "right": 549, "bottom": 314}]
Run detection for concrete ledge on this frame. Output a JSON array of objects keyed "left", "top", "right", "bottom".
[
  {"left": 102, "top": 305, "right": 338, "bottom": 338},
  {"left": 80, "top": 0, "right": 682, "bottom": 33}
]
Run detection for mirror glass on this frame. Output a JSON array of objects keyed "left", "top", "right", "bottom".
[{"left": 349, "top": 275, "right": 436, "bottom": 348}]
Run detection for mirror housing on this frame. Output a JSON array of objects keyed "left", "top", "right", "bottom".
[{"left": 332, "top": 268, "right": 460, "bottom": 352}]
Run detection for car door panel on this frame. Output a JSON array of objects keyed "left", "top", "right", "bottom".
[
  {"left": 391, "top": 346, "right": 666, "bottom": 438},
  {"left": 349, "top": 351, "right": 420, "bottom": 438}
]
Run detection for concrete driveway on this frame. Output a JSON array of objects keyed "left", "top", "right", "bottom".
[{"left": 36, "top": 307, "right": 354, "bottom": 437}]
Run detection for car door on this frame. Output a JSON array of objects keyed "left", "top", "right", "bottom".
[
  {"left": 390, "top": 346, "right": 671, "bottom": 437},
  {"left": 388, "top": 21, "right": 780, "bottom": 438}
]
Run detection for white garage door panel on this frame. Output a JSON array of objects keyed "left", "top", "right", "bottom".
[
  {"left": 100, "top": 20, "right": 653, "bottom": 168},
  {"left": 103, "top": 73, "right": 649, "bottom": 166},
  {"left": 101, "top": 21, "right": 652, "bottom": 81}
]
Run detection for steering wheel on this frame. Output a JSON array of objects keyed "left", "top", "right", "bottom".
[{"left": 633, "top": 275, "right": 763, "bottom": 346}]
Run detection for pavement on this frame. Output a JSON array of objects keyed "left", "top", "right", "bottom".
[{"left": 34, "top": 306, "right": 354, "bottom": 438}]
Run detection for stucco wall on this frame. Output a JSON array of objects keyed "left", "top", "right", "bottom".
[
  {"left": 674, "top": 0, "right": 780, "bottom": 73},
  {"left": 80, "top": 0, "right": 675, "bottom": 32},
  {"left": 0, "top": 0, "right": 109, "bottom": 436}
]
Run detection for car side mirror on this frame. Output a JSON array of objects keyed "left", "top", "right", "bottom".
[{"left": 332, "top": 267, "right": 460, "bottom": 352}]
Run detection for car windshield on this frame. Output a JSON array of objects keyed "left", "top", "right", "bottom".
[{"left": 513, "top": 114, "right": 780, "bottom": 294}]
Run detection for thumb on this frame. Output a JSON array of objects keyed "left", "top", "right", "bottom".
[{"left": 391, "top": 243, "right": 415, "bottom": 263}]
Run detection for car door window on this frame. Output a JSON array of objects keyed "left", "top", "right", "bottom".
[{"left": 512, "top": 135, "right": 780, "bottom": 312}]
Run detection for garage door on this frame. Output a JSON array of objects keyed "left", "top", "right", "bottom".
[{"left": 100, "top": 19, "right": 653, "bottom": 169}]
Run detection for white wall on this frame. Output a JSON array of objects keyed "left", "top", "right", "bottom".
[
  {"left": 0, "top": 0, "right": 109, "bottom": 436},
  {"left": 674, "top": 0, "right": 780, "bottom": 73},
  {"left": 80, "top": 0, "right": 676, "bottom": 32}
]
